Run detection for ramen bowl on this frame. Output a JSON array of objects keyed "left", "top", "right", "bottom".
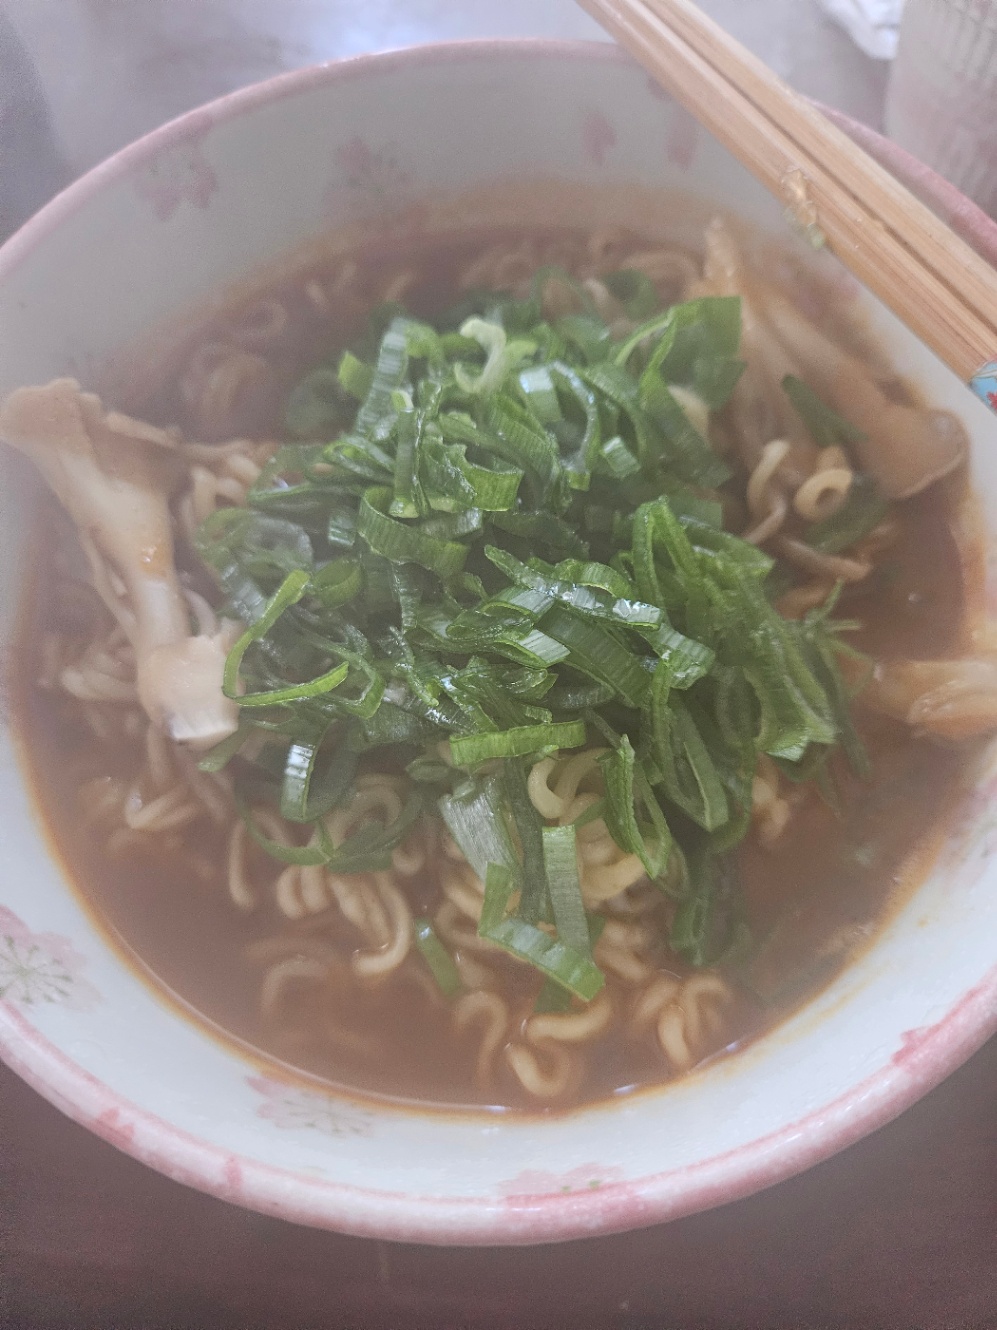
[{"left": 1, "top": 42, "right": 996, "bottom": 1246}]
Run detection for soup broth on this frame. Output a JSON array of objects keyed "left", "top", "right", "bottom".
[{"left": 10, "top": 222, "right": 979, "bottom": 1112}]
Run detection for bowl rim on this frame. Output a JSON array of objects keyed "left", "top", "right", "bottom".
[{"left": 1, "top": 37, "right": 996, "bottom": 1247}]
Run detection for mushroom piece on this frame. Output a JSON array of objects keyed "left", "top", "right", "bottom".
[
  {"left": 0, "top": 378, "right": 239, "bottom": 746},
  {"left": 696, "top": 219, "right": 821, "bottom": 484},
  {"left": 697, "top": 218, "right": 967, "bottom": 500},
  {"left": 751, "top": 279, "right": 967, "bottom": 501},
  {"left": 861, "top": 657, "right": 997, "bottom": 741}
]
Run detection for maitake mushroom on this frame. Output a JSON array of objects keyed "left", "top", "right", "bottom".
[{"left": 0, "top": 378, "right": 238, "bottom": 746}]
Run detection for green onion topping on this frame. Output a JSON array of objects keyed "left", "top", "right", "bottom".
[{"left": 193, "top": 271, "right": 869, "bottom": 996}]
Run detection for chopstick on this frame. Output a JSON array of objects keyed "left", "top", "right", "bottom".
[{"left": 577, "top": 0, "right": 997, "bottom": 409}]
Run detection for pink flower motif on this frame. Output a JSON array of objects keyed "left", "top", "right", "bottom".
[
  {"left": 96, "top": 1106, "right": 136, "bottom": 1149},
  {"left": 133, "top": 130, "right": 217, "bottom": 222},
  {"left": 0, "top": 906, "right": 100, "bottom": 1011},
  {"left": 326, "top": 136, "right": 414, "bottom": 219},
  {"left": 497, "top": 1162, "right": 626, "bottom": 1199},
  {"left": 247, "top": 1074, "right": 375, "bottom": 1136},
  {"left": 582, "top": 110, "right": 617, "bottom": 167},
  {"left": 665, "top": 105, "right": 700, "bottom": 172}
]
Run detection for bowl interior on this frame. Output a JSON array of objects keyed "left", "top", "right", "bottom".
[{"left": 1, "top": 43, "right": 996, "bottom": 1245}]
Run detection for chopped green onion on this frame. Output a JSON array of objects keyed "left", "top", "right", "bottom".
[
  {"left": 224, "top": 570, "right": 319, "bottom": 703},
  {"left": 541, "top": 605, "right": 651, "bottom": 709},
  {"left": 804, "top": 473, "right": 889, "bottom": 554},
  {"left": 518, "top": 364, "right": 562, "bottom": 423},
  {"left": 197, "top": 724, "right": 249, "bottom": 773},
  {"left": 414, "top": 918, "right": 462, "bottom": 997},
  {"left": 239, "top": 797, "right": 328, "bottom": 865},
  {"left": 357, "top": 488, "right": 467, "bottom": 577},
  {"left": 196, "top": 260, "right": 868, "bottom": 993},
  {"left": 449, "top": 720, "right": 586, "bottom": 767},
  {"left": 285, "top": 368, "right": 342, "bottom": 438},
  {"left": 311, "top": 558, "right": 362, "bottom": 608},
  {"left": 234, "top": 661, "right": 349, "bottom": 709},
  {"left": 598, "top": 435, "right": 641, "bottom": 479},
  {"left": 782, "top": 374, "right": 867, "bottom": 449},
  {"left": 355, "top": 318, "right": 410, "bottom": 437},
  {"left": 439, "top": 777, "right": 518, "bottom": 885},
  {"left": 542, "top": 824, "right": 591, "bottom": 957},
  {"left": 337, "top": 350, "right": 374, "bottom": 400},
  {"left": 478, "top": 861, "right": 604, "bottom": 1001},
  {"left": 670, "top": 850, "right": 730, "bottom": 966},
  {"left": 280, "top": 731, "right": 358, "bottom": 822},
  {"left": 483, "top": 914, "right": 605, "bottom": 1002},
  {"left": 652, "top": 695, "right": 730, "bottom": 832},
  {"left": 480, "top": 860, "right": 517, "bottom": 933},
  {"left": 599, "top": 735, "right": 671, "bottom": 880},
  {"left": 454, "top": 317, "right": 534, "bottom": 395},
  {"left": 504, "top": 759, "right": 550, "bottom": 924}
]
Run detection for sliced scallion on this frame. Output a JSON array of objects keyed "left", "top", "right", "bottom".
[
  {"left": 193, "top": 258, "right": 868, "bottom": 995},
  {"left": 414, "top": 918, "right": 462, "bottom": 997}
]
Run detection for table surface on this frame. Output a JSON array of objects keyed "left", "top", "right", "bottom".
[{"left": 1, "top": 3, "right": 995, "bottom": 1327}]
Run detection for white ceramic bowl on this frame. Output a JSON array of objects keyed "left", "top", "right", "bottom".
[{"left": 1, "top": 42, "right": 996, "bottom": 1246}]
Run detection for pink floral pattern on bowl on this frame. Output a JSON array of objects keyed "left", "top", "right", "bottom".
[
  {"left": 0, "top": 906, "right": 99, "bottom": 1011},
  {"left": 247, "top": 1074, "right": 375, "bottom": 1136},
  {"left": 326, "top": 136, "right": 414, "bottom": 220},
  {"left": 496, "top": 1163, "right": 626, "bottom": 1199},
  {"left": 133, "top": 129, "right": 217, "bottom": 222}
]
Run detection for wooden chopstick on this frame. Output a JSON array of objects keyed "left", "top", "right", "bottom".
[
  {"left": 642, "top": 0, "right": 997, "bottom": 329},
  {"left": 577, "top": 0, "right": 997, "bottom": 404}
]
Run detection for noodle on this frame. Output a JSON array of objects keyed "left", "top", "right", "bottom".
[
  {"left": 439, "top": 862, "right": 486, "bottom": 923},
  {"left": 179, "top": 342, "right": 275, "bottom": 441},
  {"left": 505, "top": 1041, "right": 576, "bottom": 1100},
  {"left": 792, "top": 446, "right": 853, "bottom": 522},
  {"left": 526, "top": 991, "right": 614, "bottom": 1045},
  {"left": 776, "top": 536, "right": 871, "bottom": 583},
  {"left": 527, "top": 757, "right": 563, "bottom": 819},
  {"left": 776, "top": 580, "right": 836, "bottom": 619},
  {"left": 581, "top": 846, "right": 648, "bottom": 903},
  {"left": 632, "top": 971, "right": 732, "bottom": 1073},
  {"left": 175, "top": 442, "right": 268, "bottom": 542},
  {"left": 550, "top": 748, "right": 606, "bottom": 810},
  {"left": 585, "top": 224, "right": 633, "bottom": 269},
  {"left": 743, "top": 438, "right": 791, "bottom": 545},
  {"left": 229, "top": 298, "right": 290, "bottom": 352},
  {"left": 621, "top": 247, "right": 699, "bottom": 294},
  {"left": 453, "top": 989, "right": 511, "bottom": 1084},
  {"left": 259, "top": 956, "right": 330, "bottom": 1021},
  {"left": 752, "top": 755, "right": 792, "bottom": 848},
  {"left": 434, "top": 898, "right": 495, "bottom": 957},
  {"left": 525, "top": 750, "right": 647, "bottom": 905},
  {"left": 352, "top": 873, "right": 412, "bottom": 978},
  {"left": 226, "top": 819, "right": 257, "bottom": 911},
  {"left": 594, "top": 918, "right": 657, "bottom": 985}
]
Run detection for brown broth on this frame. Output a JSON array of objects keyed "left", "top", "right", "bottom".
[{"left": 11, "top": 225, "right": 978, "bottom": 1113}]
